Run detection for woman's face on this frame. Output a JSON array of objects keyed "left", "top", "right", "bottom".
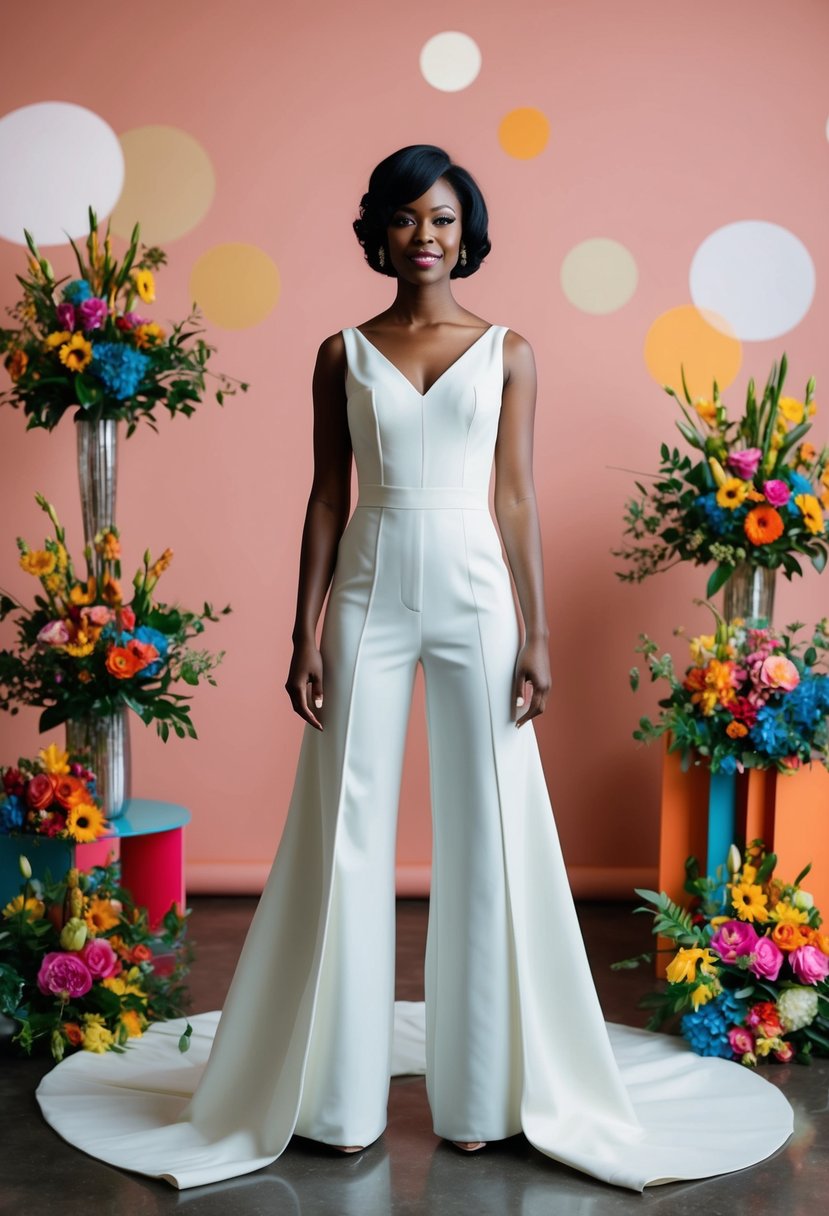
[{"left": 385, "top": 177, "right": 464, "bottom": 281}]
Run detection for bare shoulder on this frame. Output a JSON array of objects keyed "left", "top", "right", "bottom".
[
  {"left": 315, "top": 329, "right": 347, "bottom": 365},
  {"left": 501, "top": 327, "right": 536, "bottom": 385}
]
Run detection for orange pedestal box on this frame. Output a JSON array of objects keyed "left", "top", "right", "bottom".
[{"left": 656, "top": 733, "right": 829, "bottom": 976}]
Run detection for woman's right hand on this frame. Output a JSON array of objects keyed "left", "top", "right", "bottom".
[{"left": 285, "top": 640, "right": 325, "bottom": 730}]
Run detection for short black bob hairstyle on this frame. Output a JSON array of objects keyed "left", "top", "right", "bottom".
[{"left": 353, "top": 144, "right": 491, "bottom": 279}]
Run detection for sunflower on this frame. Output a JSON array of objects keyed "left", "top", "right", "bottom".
[
  {"left": 716, "top": 478, "right": 750, "bottom": 510},
  {"left": 5, "top": 348, "right": 29, "bottom": 380},
  {"left": 794, "top": 493, "right": 824, "bottom": 535},
  {"left": 133, "top": 321, "right": 165, "bottom": 349},
  {"left": 2, "top": 894, "right": 46, "bottom": 920},
  {"left": 131, "top": 268, "right": 156, "bottom": 303},
  {"left": 769, "top": 900, "right": 809, "bottom": 925},
  {"left": 44, "top": 330, "right": 72, "bottom": 349},
  {"left": 84, "top": 895, "right": 120, "bottom": 934},
  {"left": 730, "top": 881, "right": 769, "bottom": 922},
  {"left": 66, "top": 801, "right": 109, "bottom": 843},
  {"left": 58, "top": 333, "right": 93, "bottom": 373},
  {"left": 19, "top": 549, "right": 56, "bottom": 577},
  {"left": 39, "top": 743, "right": 70, "bottom": 775},
  {"left": 64, "top": 630, "right": 96, "bottom": 658},
  {"left": 744, "top": 505, "right": 784, "bottom": 545}
]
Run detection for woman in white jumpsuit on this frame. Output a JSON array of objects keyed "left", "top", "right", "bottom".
[{"left": 35, "top": 144, "right": 794, "bottom": 1190}]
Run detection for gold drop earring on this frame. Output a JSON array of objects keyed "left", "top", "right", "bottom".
[
  {"left": 378, "top": 245, "right": 385, "bottom": 268},
  {"left": 459, "top": 243, "right": 467, "bottom": 267}
]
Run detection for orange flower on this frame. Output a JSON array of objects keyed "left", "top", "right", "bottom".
[
  {"left": 771, "top": 921, "right": 807, "bottom": 952},
  {"left": 53, "top": 775, "right": 89, "bottom": 810},
  {"left": 105, "top": 647, "right": 142, "bottom": 678},
  {"left": 62, "top": 1022, "right": 84, "bottom": 1047},
  {"left": 130, "top": 942, "right": 153, "bottom": 963},
  {"left": 101, "top": 575, "right": 122, "bottom": 605},
  {"left": 726, "top": 720, "right": 749, "bottom": 738},
  {"left": 5, "top": 348, "right": 29, "bottom": 380},
  {"left": 68, "top": 576, "right": 97, "bottom": 606},
  {"left": 744, "top": 505, "right": 784, "bottom": 546}
]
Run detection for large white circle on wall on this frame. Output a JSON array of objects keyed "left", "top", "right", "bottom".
[
  {"left": 0, "top": 102, "right": 123, "bottom": 247},
  {"left": 110, "top": 126, "right": 215, "bottom": 244},
  {"left": 561, "top": 238, "right": 638, "bottom": 314},
  {"left": 689, "top": 220, "right": 815, "bottom": 341},
  {"left": 420, "top": 32, "right": 482, "bottom": 91}
]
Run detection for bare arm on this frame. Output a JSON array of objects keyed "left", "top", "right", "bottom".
[
  {"left": 493, "top": 330, "right": 552, "bottom": 726},
  {"left": 284, "top": 332, "right": 352, "bottom": 729}
]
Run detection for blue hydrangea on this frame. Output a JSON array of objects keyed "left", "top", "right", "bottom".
[
  {"left": 0, "top": 794, "right": 26, "bottom": 833},
  {"left": 697, "top": 492, "right": 730, "bottom": 534},
  {"left": 785, "top": 471, "right": 815, "bottom": 512},
  {"left": 749, "top": 703, "right": 792, "bottom": 757},
  {"left": 134, "top": 625, "right": 169, "bottom": 678},
  {"left": 62, "top": 278, "right": 93, "bottom": 304},
  {"left": 680, "top": 989, "right": 747, "bottom": 1058},
  {"left": 716, "top": 753, "right": 739, "bottom": 775},
  {"left": 89, "top": 342, "right": 150, "bottom": 400},
  {"left": 787, "top": 675, "right": 829, "bottom": 729}
]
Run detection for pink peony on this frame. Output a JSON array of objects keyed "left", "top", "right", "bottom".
[
  {"left": 789, "top": 944, "right": 829, "bottom": 985},
  {"left": 726, "top": 447, "right": 763, "bottom": 479},
  {"left": 728, "top": 1026, "right": 754, "bottom": 1055},
  {"left": 37, "top": 619, "right": 71, "bottom": 645},
  {"left": 79, "top": 936, "right": 119, "bottom": 979},
  {"left": 55, "top": 302, "right": 75, "bottom": 331},
  {"left": 79, "top": 296, "right": 109, "bottom": 331},
  {"left": 710, "top": 919, "right": 759, "bottom": 961},
  {"left": 81, "top": 604, "right": 115, "bottom": 626},
  {"left": 750, "top": 935, "right": 784, "bottom": 981},
  {"left": 37, "top": 950, "right": 93, "bottom": 998},
  {"left": 758, "top": 655, "right": 800, "bottom": 692},
  {"left": 763, "top": 479, "right": 791, "bottom": 507}
]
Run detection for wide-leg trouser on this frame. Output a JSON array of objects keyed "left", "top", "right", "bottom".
[{"left": 294, "top": 495, "right": 524, "bottom": 1144}]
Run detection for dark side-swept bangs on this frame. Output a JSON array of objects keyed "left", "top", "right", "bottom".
[{"left": 353, "top": 144, "right": 491, "bottom": 278}]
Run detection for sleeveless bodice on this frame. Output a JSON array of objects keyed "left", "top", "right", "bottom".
[{"left": 341, "top": 325, "right": 508, "bottom": 498}]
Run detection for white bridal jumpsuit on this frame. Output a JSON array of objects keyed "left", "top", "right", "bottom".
[{"left": 36, "top": 323, "right": 794, "bottom": 1190}]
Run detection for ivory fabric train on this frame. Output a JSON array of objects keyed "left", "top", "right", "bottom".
[{"left": 36, "top": 324, "right": 794, "bottom": 1190}]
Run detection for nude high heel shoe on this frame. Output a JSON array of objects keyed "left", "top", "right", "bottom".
[{"left": 449, "top": 1140, "right": 487, "bottom": 1152}]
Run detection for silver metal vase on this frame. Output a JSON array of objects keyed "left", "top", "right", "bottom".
[
  {"left": 721, "top": 561, "right": 776, "bottom": 628},
  {"left": 66, "top": 417, "right": 132, "bottom": 818}
]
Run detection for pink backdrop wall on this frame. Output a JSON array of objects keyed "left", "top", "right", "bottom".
[{"left": 1, "top": 0, "right": 828, "bottom": 897}]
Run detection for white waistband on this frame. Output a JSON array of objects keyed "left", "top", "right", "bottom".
[{"left": 356, "top": 484, "right": 489, "bottom": 510}]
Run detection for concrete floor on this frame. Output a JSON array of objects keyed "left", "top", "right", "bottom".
[{"left": 2, "top": 897, "right": 826, "bottom": 1214}]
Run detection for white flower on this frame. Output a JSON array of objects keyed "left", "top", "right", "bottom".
[
  {"left": 793, "top": 889, "right": 814, "bottom": 910},
  {"left": 777, "top": 986, "right": 819, "bottom": 1032}
]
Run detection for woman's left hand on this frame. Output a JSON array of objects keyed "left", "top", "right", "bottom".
[{"left": 512, "top": 637, "right": 552, "bottom": 727}]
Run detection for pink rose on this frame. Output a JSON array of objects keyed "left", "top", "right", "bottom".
[
  {"left": 728, "top": 1026, "right": 754, "bottom": 1055},
  {"left": 774, "top": 1040, "right": 794, "bottom": 1062},
  {"left": 710, "top": 919, "right": 759, "bottom": 961},
  {"left": 81, "top": 605, "right": 115, "bottom": 626},
  {"left": 37, "top": 618, "right": 71, "bottom": 646},
  {"left": 79, "top": 296, "right": 109, "bottom": 331},
  {"left": 759, "top": 655, "right": 800, "bottom": 692},
  {"left": 789, "top": 944, "right": 829, "bottom": 985},
  {"left": 79, "top": 936, "right": 118, "bottom": 979},
  {"left": 37, "top": 950, "right": 93, "bottom": 998},
  {"left": 726, "top": 447, "right": 762, "bottom": 479},
  {"left": 749, "top": 935, "right": 784, "bottom": 981},
  {"left": 119, "top": 605, "right": 136, "bottom": 631},
  {"left": 763, "top": 479, "right": 791, "bottom": 507},
  {"left": 56, "top": 302, "right": 75, "bottom": 331}
]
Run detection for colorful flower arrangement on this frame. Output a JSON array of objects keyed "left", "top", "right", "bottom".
[
  {"left": 0, "top": 853, "right": 193, "bottom": 1060},
  {"left": 0, "top": 206, "right": 248, "bottom": 435},
  {"left": 613, "top": 839, "right": 829, "bottom": 1066},
  {"left": 0, "top": 492, "right": 230, "bottom": 740},
  {"left": 1, "top": 743, "right": 108, "bottom": 842},
  {"left": 630, "top": 598, "right": 829, "bottom": 774},
  {"left": 613, "top": 354, "right": 827, "bottom": 598}
]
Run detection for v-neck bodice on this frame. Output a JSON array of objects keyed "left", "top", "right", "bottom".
[{"left": 341, "top": 324, "right": 508, "bottom": 495}]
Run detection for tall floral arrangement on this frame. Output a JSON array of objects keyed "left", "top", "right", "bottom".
[
  {"left": 0, "top": 206, "right": 248, "bottom": 436},
  {"left": 630, "top": 599, "right": 829, "bottom": 774},
  {"left": 613, "top": 355, "right": 827, "bottom": 598},
  {"left": 0, "top": 492, "right": 229, "bottom": 740}
]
